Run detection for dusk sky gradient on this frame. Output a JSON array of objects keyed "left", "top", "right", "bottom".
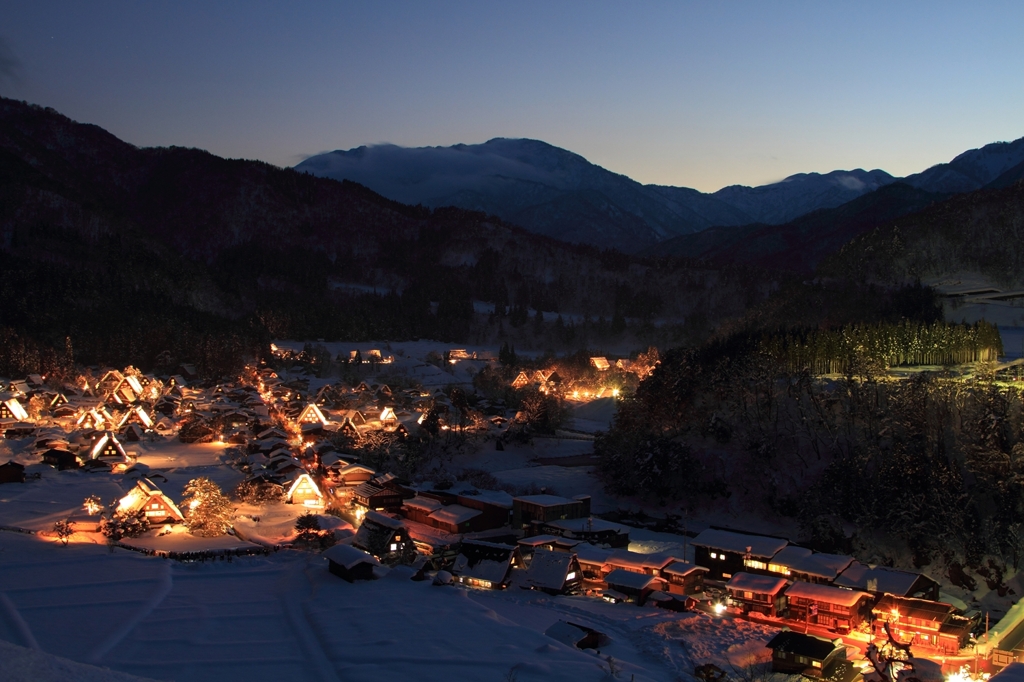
[{"left": 1, "top": 1, "right": 1022, "bottom": 192}]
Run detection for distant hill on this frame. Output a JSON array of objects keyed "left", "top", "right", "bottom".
[
  {"left": 0, "top": 97, "right": 771, "bottom": 373},
  {"left": 647, "top": 183, "right": 946, "bottom": 272},
  {"left": 297, "top": 135, "right": 1024, "bottom": 257},
  {"left": 296, "top": 140, "right": 898, "bottom": 253},
  {"left": 903, "top": 137, "right": 1024, "bottom": 193},
  {"left": 819, "top": 179, "right": 1024, "bottom": 288}
]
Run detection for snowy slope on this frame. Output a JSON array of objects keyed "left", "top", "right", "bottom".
[{"left": 903, "top": 137, "right": 1024, "bottom": 193}]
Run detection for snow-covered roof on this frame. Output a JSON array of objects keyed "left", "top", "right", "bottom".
[
  {"left": 323, "top": 544, "right": 380, "bottom": 570},
  {"left": 662, "top": 561, "right": 708, "bottom": 578},
  {"left": 574, "top": 544, "right": 614, "bottom": 565},
  {"left": 518, "top": 550, "right": 577, "bottom": 590},
  {"left": 429, "top": 505, "right": 482, "bottom": 526},
  {"left": 458, "top": 488, "right": 513, "bottom": 508},
  {"left": 604, "top": 569, "right": 660, "bottom": 591},
  {"left": 607, "top": 550, "right": 675, "bottom": 571},
  {"left": 515, "top": 494, "right": 575, "bottom": 507},
  {"left": 690, "top": 529, "right": 788, "bottom": 558},
  {"left": 518, "top": 535, "right": 561, "bottom": 548},
  {"left": 725, "top": 572, "right": 788, "bottom": 595},
  {"left": 363, "top": 511, "right": 405, "bottom": 530},
  {"left": 544, "top": 517, "right": 627, "bottom": 535},
  {"left": 785, "top": 581, "right": 872, "bottom": 607},
  {"left": 786, "top": 553, "right": 855, "bottom": 579},
  {"left": 769, "top": 545, "right": 812, "bottom": 566},
  {"left": 403, "top": 496, "right": 442, "bottom": 513},
  {"left": 833, "top": 561, "right": 929, "bottom": 595}
]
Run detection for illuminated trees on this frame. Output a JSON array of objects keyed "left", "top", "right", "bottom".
[
  {"left": 101, "top": 506, "right": 150, "bottom": 541},
  {"left": 182, "top": 477, "right": 233, "bottom": 537},
  {"left": 83, "top": 495, "right": 103, "bottom": 515},
  {"left": 53, "top": 519, "right": 74, "bottom": 546}
]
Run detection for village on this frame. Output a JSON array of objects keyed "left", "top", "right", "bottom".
[{"left": 1, "top": 340, "right": 1023, "bottom": 682}]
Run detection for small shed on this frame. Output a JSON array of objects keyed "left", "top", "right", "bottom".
[
  {"left": 323, "top": 544, "right": 379, "bottom": 582},
  {"left": 0, "top": 460, "right": 26, "bottom": 484},
  {"left": 545, "top": 621, "right": 609, "bottom": 650}
]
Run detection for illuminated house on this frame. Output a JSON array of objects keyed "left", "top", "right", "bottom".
[
  {"left": 452, "top": 540, "right": 523, "bottom": 589},
  {"left": 296, "top": 403, "right": 328, "bottom": 427},
  {"left": 603, "top": 570, "right": 667, "bottom": 604},
  {"left": 117, "top": 405, "right": 154, "bottom": 430},
  {"left": 0, "top": 397, "right": 28, "bottom": 422},
  {"left": 785, "top": 581, "right": 874, "bottom": 631},
  {"left": 89, "top": 431, "right": 128, "bottom": 460},
  {"left": 690, "top": 528, "right": 789, "bottom": 582},
  {"left": 661, "top": 561, "right": 708, "bottom": 595},
  {"left": 285, "top": 473, "right": 324, "bottom": 507},
  {"left": 515, "top": 549, "right": 583, "bottom": 595},
  {"left": 589, "top": 357, "right": 610, "bottom": 371},
  {"left": 725, "top": 572, "right": 789, "bottom": 617},
  {"left": 76, "top": 407, "right": 111, "bottom": 431},
  {"left": 118, "top": 478, "right": 184, "bottom": 524},
  {"left": 511, "top": 371, "right": 532, "bottom": 389},
  {"left": 96, "top": 369, "right": 125, "bottom": 395},
  {"left": 352, "top": 511, "right": 409, "bottom": 560},
  {"left": 871, "top": 594, "right": 972, "bottom": 655},
  {"left": 766, "top": 631, "right": 850, "bottom": 678},
  {"left": 379, "top": 406, "right": 398, "bottom": 429}
]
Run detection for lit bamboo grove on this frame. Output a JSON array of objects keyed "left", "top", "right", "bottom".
[{"left": 759, "top": 320, "right": 1003, "bottom": 374}]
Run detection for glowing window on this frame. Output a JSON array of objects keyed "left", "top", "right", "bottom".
[
  {"left": 390, "top": 543, "right": 398, "bottom": 551},
  {"left": 566, "top": 572, "right": 576, "bottom": 581},
  {"left": 710, "top": 552, "right": 717, "bottom": 559}
]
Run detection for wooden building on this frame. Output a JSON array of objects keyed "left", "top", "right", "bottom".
[
  {"left": 766, "top": 631, "right": 852, "bottom": 679},
  {"left": 451, "top": 540, "right": 523, "bottom": 589},
  {"left": 533, "top": 515, "right": 629, "bottom": 548},
  {"left": 323, "top": 544, "right": 379, "bottom": 582},
  {"left": 516, "top": 550, "right": 583, "bottom": 595},
  {"left": 513, "top": 494, "right": 590, "bottom": 528},
  {"left": 117, "top": 478, "right": 184, "bottom": 524},
  {"left": 726, "top": 572, "right": 789, "bottom": 617},
  {"left": 784, "top": 581, "right": 874, "bottom": 632},
  {"left": 353, "top": 511, "right": 410, "bottom": 560},
  {"left": 0, "top": 460, "right": 25, "bottom": 484},
  {"left": 603, "top": 569, "right": 667, "bottom": 605},
  {"left": 661, "top": 561, "right": 708, "bottom": 595},
  {"left": 285, "top": 473, "right": 324, "bottom": 507},
  {"left": 691, "top": 528, "right": 789, "bottom": 582},
  {"left": 42, "top": 448, "right": 81, "bottom": 470},
  {"left": 0, "top": 397, "right": 29, "bottom": 422},
  {"left": 871, "top": 594, "right": 973, "bottom": 655},
  {"left": 834, "top": 561, "right": 941, "bottom": 601},
  {"left": 352, "top": 481, "right": 404, "bottom": 513}
]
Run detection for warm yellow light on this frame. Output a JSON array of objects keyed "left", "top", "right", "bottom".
[
  {"left": 612, "top": 389, "right": 620, "bottom": 398},
  {"left": 714, "top": 603, "right": 726, "bottom": 615}
]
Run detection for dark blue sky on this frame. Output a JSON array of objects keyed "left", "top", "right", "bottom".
[{"left": 2, "top": 1, "right": 1022, "bottom": 191}]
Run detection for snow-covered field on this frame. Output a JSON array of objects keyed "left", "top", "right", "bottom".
[{"left": 0, "top": 531, "right": 769, "bottom": 681}]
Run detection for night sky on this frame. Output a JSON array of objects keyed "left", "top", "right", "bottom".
[{"left": 2, "top": 1, "right": 1022, "bottom": 191}]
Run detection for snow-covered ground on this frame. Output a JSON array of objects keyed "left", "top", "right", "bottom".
[{"left": 0, "top": 531, "right": 770, "bottom": 681}]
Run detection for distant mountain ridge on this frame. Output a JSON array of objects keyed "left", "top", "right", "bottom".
[
  {"left": 296, "top": 139, "right": 897, "bottom": 252},
  {"left": 296, "top": 135, "right": 1024, "bottom": 253}
]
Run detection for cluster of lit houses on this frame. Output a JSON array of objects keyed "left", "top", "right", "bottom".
[{"left": 0, "top": 362, "right": 980, "bottom": 668}]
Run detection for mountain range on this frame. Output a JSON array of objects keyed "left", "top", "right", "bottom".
[{"left": 296, "top": 136, "right": 1024, "bottom": 253}]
